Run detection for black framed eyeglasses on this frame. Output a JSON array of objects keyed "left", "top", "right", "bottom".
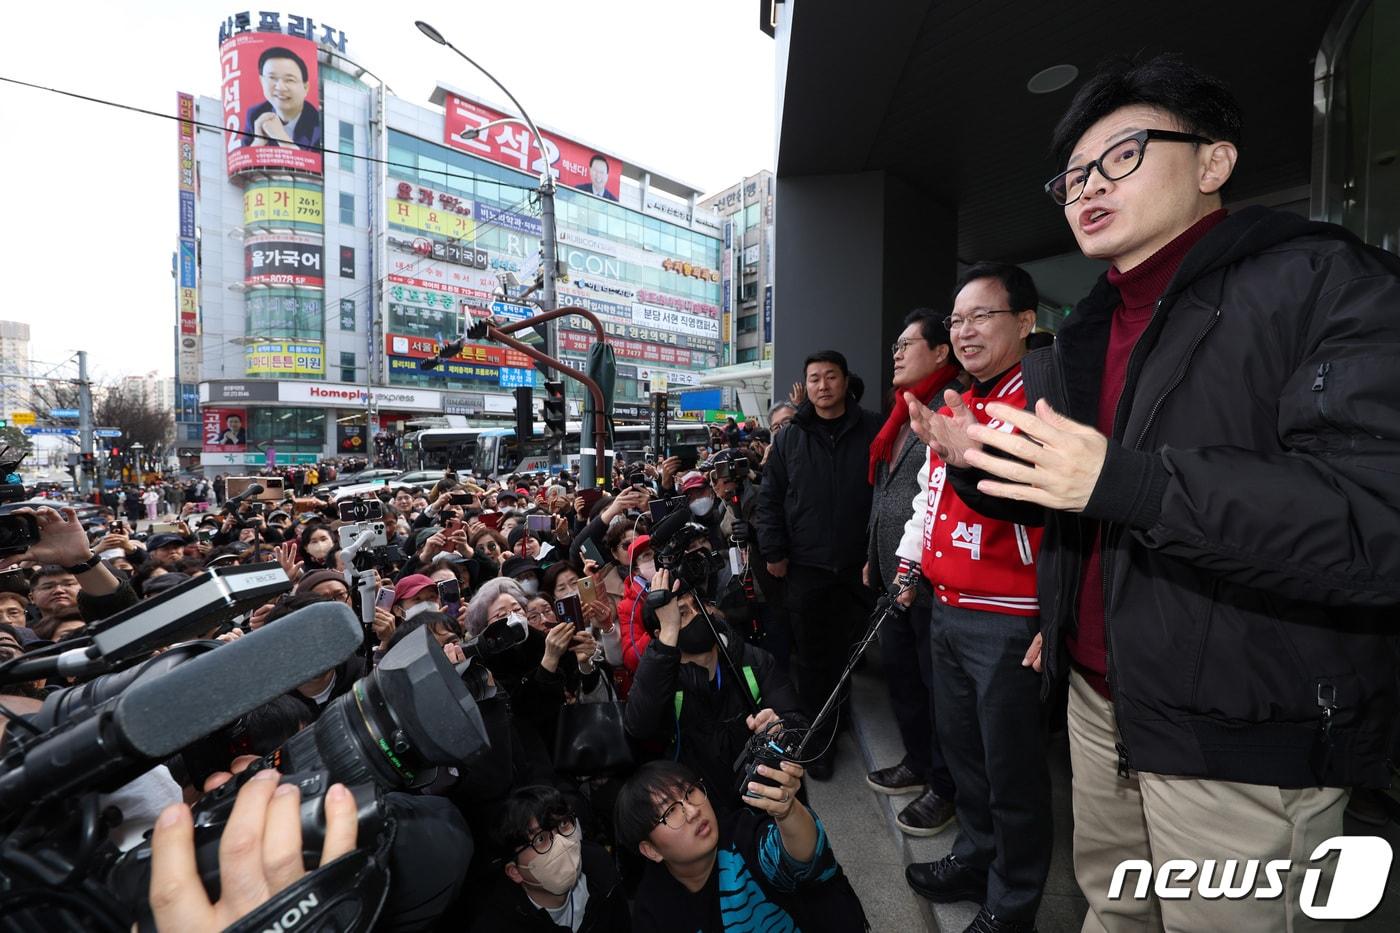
[
  {"left": 654, "top": 780, "right": 708, "bottom": 830},
  {"left": 512, "top": 816, "right": 577, "bottom": 860},
  {"left": 1044, "top": 129, "right": 1213, "bottom": 206}
]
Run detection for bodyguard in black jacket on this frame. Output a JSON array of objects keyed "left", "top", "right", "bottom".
[
  {"left": 753, "top": 351, "right": 880, "bottom": 778},
  {"left": 910, "top": 56, "right": 1400, "bottom": 930}
]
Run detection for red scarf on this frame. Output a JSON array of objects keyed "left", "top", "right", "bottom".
[{"left": 868, "top": 364, "right": 959, "bottom": 483}]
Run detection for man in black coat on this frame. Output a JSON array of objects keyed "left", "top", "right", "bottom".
[
  {"left": 754, "top": 350, "right": 881, "bottom": 779},
  {"left": 909, "top": 55, "right": 1400, "bottom": 931}
]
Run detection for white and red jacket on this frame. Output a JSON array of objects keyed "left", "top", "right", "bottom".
[{"left": 896, "top": 365, "right": 1042, "bottom": 617}]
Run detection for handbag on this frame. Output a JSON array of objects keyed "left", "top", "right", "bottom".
[{"left": 553, "top": 700, "right": 635, "bottom": 777}]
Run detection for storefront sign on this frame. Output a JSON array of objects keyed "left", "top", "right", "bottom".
[
  {"left": 244, "top": 340, "right": 324, "bottom": 376},
  {"left": 386, "top": 334, "right": 532, "bottom": 369},
  {"left": 279, "top": 381, "right": 443, "bottom": 411},
  {"left": 203, "top": 381, "right": 281, "bottom": 403},
  {"left": 632, "top": 303, "right": 721, "bottom": 340},
  {"left": 245, "top": 233, "right": 324, "bottom": 287},
  {"left": 337, "top": 422, "right": 366, "bottom": 453},
  {"left": 388, "top": 180, "right": 475, "bottom": 241},
  {"left": 243, "top": 185, "right": 323, "bottom": 226},
  {"left": 476, "top": 203, "right": 542, "bottom": 238}
]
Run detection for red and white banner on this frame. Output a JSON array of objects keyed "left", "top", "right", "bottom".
[
  {"left": 385, "top": 333, "right": 532, "bottom": 370},
  {"left": 220, "top": 31, "right": 323, "bottom": 176},
  {"left": 443, "top": 94, "right": 621, "bottom": 201}
]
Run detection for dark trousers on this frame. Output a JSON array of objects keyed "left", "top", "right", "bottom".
[
  {"left": 880, "top": 595, "right": 956, "bottom": 799},
  {"left": 929, "top": 601, "right": 1051, "bottom": 923},
  {"left": 784, "top": 563, "right": 872, "bottom": 757}
]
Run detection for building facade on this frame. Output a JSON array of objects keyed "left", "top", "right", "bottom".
[
  {"left": 185, "top": 13, "right": 723, "bottom": 471},
  {"left": 0, "top": 322, "right": 32, "bottom": 422},
  {"left": 701, "top": 170, "right": 776, "bottom": 366}
]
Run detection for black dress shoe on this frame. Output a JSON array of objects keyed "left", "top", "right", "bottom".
[
  {"left": 963, "top": 906, "right": 1038, "bottom": 933},
  {"left": 806, "top": 755, "right": 835, "bottom": 782},
  {"left": 866, "top": 761, "right": 923, "bottom": 795},
  {"left": 905, "top": 854, "right": 986, "bottom": 904},
  {"left": 896, "top": 787, "right": 956, "bottom": 836}
]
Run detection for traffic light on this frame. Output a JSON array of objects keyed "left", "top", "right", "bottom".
[
  {"left": 514, "top": 387, "right": 534, "bottom": 440},
  {"left": 543, "top": 381, "right": 566, "bottom": 437}
]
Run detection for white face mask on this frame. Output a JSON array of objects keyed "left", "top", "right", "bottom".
[
  {"left": 404, "top": 600, "right": 437, "bottom": 620},
  {"left": 688, "top": 496, "right": 715, "bottom": 518},
  {"left": 507, "top": 610, "right": 529, "bottom": 630},
  {"left": 519, "top": 579, "right": 540, "bottom": 598},
  {"left": 521, "top": 827, "right": 582, "bottom": 895},
  {"left": 307, "top": 539, "right": 334, "bottom": 559},
  {"left": 636, "top": 559, "right": 656, "bottom": 580}
]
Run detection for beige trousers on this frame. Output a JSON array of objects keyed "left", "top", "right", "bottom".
[{"left": 1068, "top": 669, "right": 1349, "bottom": 933}]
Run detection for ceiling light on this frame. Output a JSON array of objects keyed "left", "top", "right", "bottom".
[{"left": 1027, "top": 64, "right": 1079, "bottom": 95}]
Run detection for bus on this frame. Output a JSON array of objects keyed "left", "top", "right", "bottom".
[
  {"left": 402, "top": 427, "right": 486, "bottom": 473},
  {"left": 469, "top": 422, "right": 716, "bottom": 480}
]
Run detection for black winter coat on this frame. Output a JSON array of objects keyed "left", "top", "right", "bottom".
[
  {"left": 951, "top": 206, "right": 1400, "bottom": 789},
  {"left": 624, "top": 626, "right": 805, "bottom": 813},
  {"left": 468, "top": 841, "right": 629, "bottom": 933},
  {"left": 753, "top": 401, "right": 881, "bottom": 573}
]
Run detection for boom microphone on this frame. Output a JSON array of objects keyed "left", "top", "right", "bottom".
[
  {"left": 648, "top": 506, "right": 694, "bottom": 553},
  {"left": 0, "top": 602, "right": 365, "bottom": 813}
]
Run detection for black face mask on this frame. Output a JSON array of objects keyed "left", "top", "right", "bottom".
[{"left": 676, "top": 614, "right": 717, "bottom": 654}]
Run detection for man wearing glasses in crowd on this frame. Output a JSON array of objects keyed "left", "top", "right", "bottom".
[
  {"left": 616, "top": 759, "right": 866, "bottom": 932},
  {"left": 910, "top": 55, "right": 1400, "bottom": 931},
  {"left": 471, "top": 785, "right": 629, "bottom": 933}
]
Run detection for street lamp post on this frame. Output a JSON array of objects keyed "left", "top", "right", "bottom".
[
  {"left": 414, "top": 21, "right": 559, "bottom": 352},
  {"left": 129, "top": 442, "right": 145, "bottom": 481}
]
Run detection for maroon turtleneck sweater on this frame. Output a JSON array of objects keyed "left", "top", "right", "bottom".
[{"left": 1069, "top": 209, "right": 1227, "bottom": 698}]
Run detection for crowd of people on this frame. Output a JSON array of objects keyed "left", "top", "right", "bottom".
[{"left": 3, "top": 54, "right": 1399, "bottom": 933}]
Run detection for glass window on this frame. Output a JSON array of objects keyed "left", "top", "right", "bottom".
[
  {"left": 339, "top": 192, "right": 355, "bottom": 226},
  {"left": 246, "top": 291, "right": 323, "bottom": 341},
  {"left": 339, "top": 298, "right": 356, "bottom": 331},
  {"left": 248, "top": 407, "right": 327, "bottom": 453},
  {"left": 338, "top": 120, "right": 354, "bottom": 172},
  {"left": 744, "top": 203, "right": 761, "bottom": 230},
  {"left": 340, "top": 351, "right": 356, "bottom": 383},
  {"left": 737, "top": 347, "right": 760, "bottom": 363}
]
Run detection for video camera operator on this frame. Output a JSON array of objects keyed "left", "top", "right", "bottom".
[{"left": 624, "top": 566, "right": 804, "bottom": 818}]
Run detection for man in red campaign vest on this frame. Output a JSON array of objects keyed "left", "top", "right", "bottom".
[{"left": 895, "top": 263, "right": 1051, "bottom": 933}]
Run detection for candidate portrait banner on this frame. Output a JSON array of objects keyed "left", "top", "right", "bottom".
[{"left": 220, "top": 31, "right": 323, "bottom": 176}]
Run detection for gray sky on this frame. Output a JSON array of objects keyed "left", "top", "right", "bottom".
[{"left": 0, "top": 1, "right": 775, "bottom": 384}]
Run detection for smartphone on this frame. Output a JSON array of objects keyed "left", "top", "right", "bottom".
[
  {"left": 149, "top": 522, "right": 186, "bottom": 535},
  {"left": 111, "top": 520, "right": 127, "bottom": 534},
  {"left": 197, "top": 529, "right": 214, "bottom": 543},
  {"left": 438, "top": 579, "right": 462, "bottom": 619},
  {"left": 650, "top": 497, "right": 684, "bottom": 522},
  {"left": 478, "top": 511, "right": 503, "bottom": 531},
  {"left": 449, "top": 492, "right": 475, "bottom": 506},
  {"left": 338, "top": 498, "right": 385, "bottom": 522},
  {"left": 578, "top": 487, "right": 603, "bottom": 513},
  {"left": 256, "top": 476, "right": 286, "bottom": 501},
  {"left": 554, "top": 594, "right": 583, "bottom": 627},
  {"left": 0, "top": 566, "right": 30, "bottom": 595},
  {"left": 673, "top": 449, "right": 699, "bottom": 471},
  {"left": 627, "top": 471, "right": 647, "bottom": 488},
  {"left": 374, "top": 587, "right": 397, "bottom": 611},
  {"left": 579, "top": 536, "right": 607, "bottom": 569},
  {"left": 526, "top": 513, "right": 553, "bottom": 533},
  {"left": 577, "top": 576, "right": 598, "bottom": 608}
]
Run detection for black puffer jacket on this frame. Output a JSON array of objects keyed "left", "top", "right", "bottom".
[
  {"left": 754, "top": 401, "right": 881, "bottom": 573},
  {"left": 951, "top": 207, "right": 1400, "bottom": 789}
]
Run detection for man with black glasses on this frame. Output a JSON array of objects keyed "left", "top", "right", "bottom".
[
  {"left": 911, "top": 55, "right": 1400, "bottom": 931},
  {"left": 615, "top": 759, "right": 866, "bottom": 932},
  {"left": 471, "top": 785, "right": 629, "bottom": 933}
]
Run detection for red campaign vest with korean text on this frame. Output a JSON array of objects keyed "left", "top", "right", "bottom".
[{"left": 919, "top": 365, "right": 1042, "bottom": 617}]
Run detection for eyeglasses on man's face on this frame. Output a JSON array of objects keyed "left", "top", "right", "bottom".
[
  {"left": 1045, "top": 128, "right": 1213, "bottom": 206},
  {"left": 654, "top": 780, "right": 708, "bottom": 829},
  {"left": 943, "top": 309, "right": 1018, "bottom": 332},
  {"left": 891, "top": 338, "right": 927, "bottom": 357},
  {"left": 513, "top": 817, "right": 577, "bottom": 860}
]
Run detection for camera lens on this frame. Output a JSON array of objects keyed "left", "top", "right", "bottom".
[{"left": 271, "top": 626, "right": 487, "bottom": 789}]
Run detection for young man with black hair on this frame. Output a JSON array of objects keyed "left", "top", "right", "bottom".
[
  {"left": 754, "top": 349, "right": 881, "bottom": 779},
  {"left": 471, "top": 785, "right": 629, "bottom": 933},
  {"left": 912, "top": 54, "right": 1400, "bottom": 932},
  {"left": 624, "top": 569, "right": 804, "bottom": 815},
  {"left": 616, "top": 758, "right": 866, "bottom": 932}
]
